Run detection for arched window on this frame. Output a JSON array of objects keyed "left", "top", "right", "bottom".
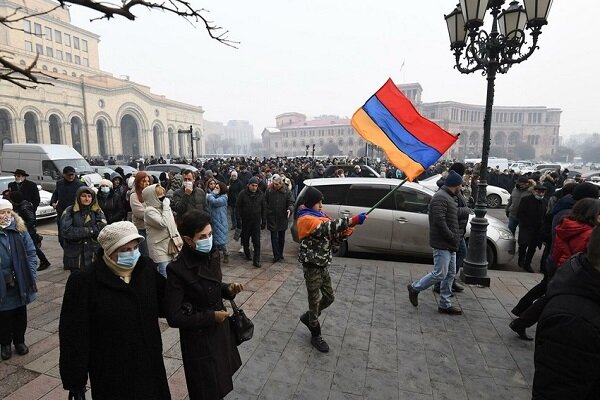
[
  {"left": 24, "top": 112, "right": 39, "bottom": 143},
  {"left": 49, "top": 114, "right": 62, "bottom": 144}
]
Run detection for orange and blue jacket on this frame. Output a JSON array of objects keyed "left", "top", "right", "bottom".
[{"left": 296, "top": 208, "right": 353, "bottom": 267}]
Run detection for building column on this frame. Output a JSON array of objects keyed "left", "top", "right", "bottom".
[
  {"left": 87, "top": 123, "right": 99, "bottom": 156},
  {"left": 14, "top": 117, "right": 25, "bottom": 143},
  {"left": 39, "top": 118, "right": 50, "bottom": 144}
]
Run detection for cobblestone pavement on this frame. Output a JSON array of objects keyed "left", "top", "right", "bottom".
[{"left": 0, "top": 228, "right": 540, "bottom": 400}]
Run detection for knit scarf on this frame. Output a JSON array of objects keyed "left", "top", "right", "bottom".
[{"left": 103, "top": 254, "right": 133, "bottom": 284}]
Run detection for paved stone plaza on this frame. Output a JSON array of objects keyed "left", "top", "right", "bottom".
[{"left": 0, "top": 231, "right": 540, "bottom": 400}]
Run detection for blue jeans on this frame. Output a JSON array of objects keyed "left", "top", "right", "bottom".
[
  {"left": 411, "top": 248, "right": 456, "bottom": 309},
  {"left": 508, "top": 216, "right": 519, "bottom": 236},
  {"left": 157, "top": 261, "right": 169, "bottom": 278}
]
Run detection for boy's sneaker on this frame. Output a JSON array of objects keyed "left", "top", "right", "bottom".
[
  {"left": 407, "top": 284, "right": 419, "bottom": 307},
  {"left": 311, "top": 335, "right": 329, "bottom": 353}
]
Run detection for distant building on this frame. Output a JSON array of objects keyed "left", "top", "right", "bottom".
[
  {"left": 204, "top": 120, "right": 253, "bottom": 155},
  {"left": 262, "top": 113, "right": 366, "bottom": 158},
  {"left": 0, "top": 0, "right": 204, "bottom": 160},
  {"left": 262, "top": 83, "right": 561, "bottom": 161},
  {"left": 400, "top": 83, "right": 561, "bottom": 160}
]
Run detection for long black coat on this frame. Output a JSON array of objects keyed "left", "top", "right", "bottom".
[
  {"left": 9, "top": 179, "right": 40, "bottom": 210},
  {"left": 533, "top": 253, "right": 600, "bottom": 399},
  {"left": 59, "top": 254, "right": 171, "bottom": 400},
  {"left": 165, "top": 245, "right": 242, "bottom": 400},
  {"left": 517, "top": 195, "right": 547, "bottom": 246},
  {"left": 236, "top": 188, "right": 265, "bottom": 226},
  {"left": 97, "top": 189, "right": 125, "bottom": 224},
  {"left": 264, "top": 186, "right": 294, "bottom": 232}
]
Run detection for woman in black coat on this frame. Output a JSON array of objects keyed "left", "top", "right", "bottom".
[
  {"left": 165, "top": 210, "right": 244, "bottom": 400},
  {"left": 59, "top": 221, "right": 171, "bottom": 400}
]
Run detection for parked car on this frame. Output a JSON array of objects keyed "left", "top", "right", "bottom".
[
  {"left": 291, "top": 178, "right": 515, "bottom": 267},
  {"left": 419, "top": 174, "right": 510, "bottom": 208},
  {"left": 91, "top": 166, "right": 117, "bottom": 178},
  {"left": 0, "top": 176, "right": 57, "bottom": 220},
  {"left": 323, "top": 164, "right": 382, "bottom": 178},
  {"left": 145, "top": 164, "right": 198, "bottom": 175}
]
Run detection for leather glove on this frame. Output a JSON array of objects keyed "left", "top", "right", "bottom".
[
  {"left": 68, "top": 388, "right": 86, "bottom": 400},
  {"left": 351, "top": 213, "right": 367, "bottom": 226}
]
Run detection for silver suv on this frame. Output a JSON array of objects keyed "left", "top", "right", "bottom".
[{"left": 292, "top": 177, "right": 515, "bottom": 267}]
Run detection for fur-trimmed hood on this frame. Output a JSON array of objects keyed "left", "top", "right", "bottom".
[{"left": 2, "top": 211, "right": 27, "bottom": 234}]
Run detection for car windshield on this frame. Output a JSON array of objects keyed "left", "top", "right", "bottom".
[
  {"left": 0, "top": 177, "right": 12, "bottom": 193},
  {"left": 53, "top": 159, "right": 94, "bottom": 174}
]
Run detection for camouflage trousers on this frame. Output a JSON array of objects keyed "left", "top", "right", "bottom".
[{"left": 302, "top": 263, "right": 335, "bottom": 328}]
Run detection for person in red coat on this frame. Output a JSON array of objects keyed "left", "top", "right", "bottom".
[{"left": 552, "top": 198, "right": 600, "bottom": 267}]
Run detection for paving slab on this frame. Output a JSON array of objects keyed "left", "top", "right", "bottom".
[{"left": 0, "top": 230, "right": 540, "bottom": 399}]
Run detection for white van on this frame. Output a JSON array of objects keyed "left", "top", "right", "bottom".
[{"left": 0, "top": 144, "right": 102, "bottom": 191}]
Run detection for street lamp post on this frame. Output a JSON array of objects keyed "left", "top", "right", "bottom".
[
  {"left": 444, "top": 0, "right": 553, "bottom": 286},
  {"left": 177, "top": 125, "right": 197, "bottom": 161}
]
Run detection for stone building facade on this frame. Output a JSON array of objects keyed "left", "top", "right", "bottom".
[
  {"left": 0, "top": 0, "right": 204, "bottom": 160},
  {"left": 400, "top": 83, "right": 561, "bottom": 160},
  {"left": 204, "top": 119, "right": 254, "bottom": 155},
  {"left": 262, "top": 84, "right": 561, "bottom": 161}
]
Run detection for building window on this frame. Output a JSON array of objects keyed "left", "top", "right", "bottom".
[
  {"left": 35, "top": 44, "right": 43, "bottom": 55},
  {"left": 64, "top": 33, "right": 71, "bottom": 47},
  {"left": 55, "top": 30, "right": 62, "bottom": 44},
  {"left": 73, "top": 36, "right": 80, "bottom": 50},
  {"left": 65, "top": 52, "right": 72, "bottom": 62},
  {"left": 25, "top": 41, "right": 33, "bottom": 52},
  {"left": 34, "top": 23, "right": 42, "bottom": 36},
  {"left": 24, "top": 20, "right": 31, "bottom": 33},
  {"left": 46, "top": 47, "right": 53, "bottom": 58},
  {"left": 82, "top": 39, "right": 88, "bottom": 52},
  {"left": 52, "top": 67, "right": 58, "bottom": 72},
  {"left": 45, "top": 26, "right": 52, "bottom": 41},
  {"left": 74, "top": 55, "right": 80, "bottom": 65},
  {"left": 83, "top": 58, "right": 89, "bottom": 67},
  {"left": 56, "top": 50, "right": 63, "bottom": 60}
]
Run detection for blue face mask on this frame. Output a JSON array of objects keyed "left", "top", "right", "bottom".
[
  {"left": 117, "top": 248, "right": 141, "bottom": 268},
  {"left": 195, "top": 236, "right": 213, "bottom": 253},
  {"left": 100, "top": 187, "right": 110, "bottom": 194}
]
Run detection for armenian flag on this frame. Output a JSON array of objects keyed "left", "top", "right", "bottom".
[{"left": 352, "top": 79, "right": 458, "bottom": 181}]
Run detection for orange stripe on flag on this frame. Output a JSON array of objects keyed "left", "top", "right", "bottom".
[{"left": 352, "top": 108, "right": 424, "bottom": 181}]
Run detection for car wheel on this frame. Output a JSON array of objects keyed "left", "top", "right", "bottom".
[
  {"left": 486, "top": 194, "right": 501, "bottom": 208},
  {"left": 334, "top": 241, "right": 349, "bottom": 257}
]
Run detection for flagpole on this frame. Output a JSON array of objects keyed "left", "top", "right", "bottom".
[{"left": 365, "top": 178, "right": 408, "bottom": 215}]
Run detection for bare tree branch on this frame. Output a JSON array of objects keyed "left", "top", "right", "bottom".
[
  {"left": 0, "top": 0, "right": 237, "bottom": 88},
  {"left": 0, "top": 53, "right": 55, "bottom": 89}
]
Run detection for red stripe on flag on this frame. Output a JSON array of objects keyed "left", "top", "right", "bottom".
[{"left": 374, "top": 79, "right": 457, "bottom": 154}]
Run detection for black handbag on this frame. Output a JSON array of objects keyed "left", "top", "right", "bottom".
[{"left": 229, "top": 299, "right": 254, "bottom": 345}]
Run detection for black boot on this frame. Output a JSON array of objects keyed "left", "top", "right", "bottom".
[
  {"left": 243, "top": 247, "right": 252, "bottom": 261},
  {"left": 509, "top": 320, "right": 533, "bottom": 341},
  {"left": 37, "top": 259, "right": 51, "bottom": 271},
  {"left": 14, "top": 343, "right": 29, "bottom": 355},
  {"left": 518, "top": 246, "right": 526, "bottom": 269},
  {"left": 307, "top": 321, "right": 329, "bottom": 353},
  {"left": 252, "top": 255, "right": 261, "bottom": 268},
  {"left": 1, "top": 345, "right": 11, "bottom": 360}
]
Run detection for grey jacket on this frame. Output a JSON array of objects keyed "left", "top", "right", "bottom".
[
  {"left": 428, "top": 186, "right": 460, "bottom": 252},
  {"left": 506, "top": 187, "right": 531, "bottom": 219}
]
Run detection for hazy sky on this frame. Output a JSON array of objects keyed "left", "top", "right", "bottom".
[{"left": 69, "top": 1, "right": 599, "bottom": 139}]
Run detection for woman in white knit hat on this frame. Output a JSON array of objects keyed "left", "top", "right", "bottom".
[
  {"left": 59, "top": 221, "right": 171, "bottom": 400},
  {"left": 0, "top": 198, "right": 38, "bottom": 361}
]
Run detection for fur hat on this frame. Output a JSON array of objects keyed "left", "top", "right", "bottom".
[
  {"left": 303, "top": 186, "right": 323, "bottom": 208},
  {"left": 97, "top": 221, "right": 144, "bottom": 257},
  {"left": 100, "top": 179, "right": 113, "bottom": 189},
  {"left": 0, "top": 198, "right": 13, "bottom": 210},
  {"left": 445, "top": 170, "right": 463, "bottom": 187}
]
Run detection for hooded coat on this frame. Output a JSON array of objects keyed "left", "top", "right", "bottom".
[
  {"left": 207, "top": 192, "right": 229, "bottom": 246},
  {"left": 97, "top": 187, "right": 125, "bottom": 224},
  {"left": 61, "top": 187, "right": 107, "bottom": 271},
  {"left": 0, "top": 213, "right": 37, "bottom": 311},
  {"left": 142, "top": 184, "right": 180, "bottom": 264},
  {"left": 165, "top": 245, "right": 241, "bottom": 400},
  {"left": 59, "top": 252, "right": 171, "bottom": 400},
  {"left": 551, "top": 218, "right": 593, "bottom": 267}
]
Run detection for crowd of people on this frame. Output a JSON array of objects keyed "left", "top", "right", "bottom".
[{"left": 1, "top": 154, "right": 598, "bottom": 398}]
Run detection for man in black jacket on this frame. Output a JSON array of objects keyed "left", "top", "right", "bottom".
[
  {"left": 516, "top": 184, "right": 547, "bottom": 273},
  {"left": 264, "top": 174, "right": 294, "bottom": 262},
  {"left": 236, "top": 177, "right": 265, "bottom": 267},
  {"left": 407, "top": 171, "right": 463, "bottom": 315},
  {"left": 50, "top": 166, "right": 84, "bottom": 248},
  {"left": 8, "top": 169, "right": 40, "bottom": 211},
  {"left": 532, "top": 226, "right": 600, "bottom": 399}
]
